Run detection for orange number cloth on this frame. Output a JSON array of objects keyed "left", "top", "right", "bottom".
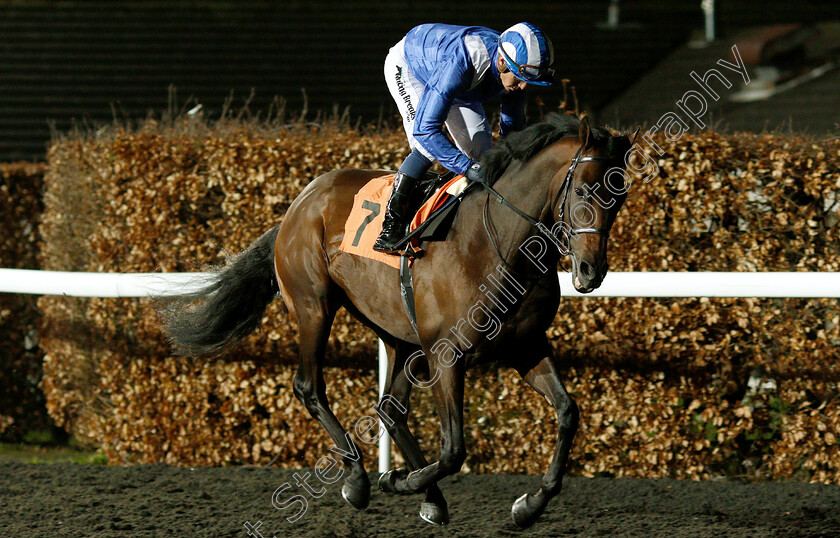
[{"left": 339, "top": 174, "right": 466, "bottom": 268}]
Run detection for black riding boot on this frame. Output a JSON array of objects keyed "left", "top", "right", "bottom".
[{"left": 373, "top": 171, "right": 420, "bottom": 254}]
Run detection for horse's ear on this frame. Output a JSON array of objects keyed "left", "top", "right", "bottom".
[
  {"left": 629, "top": 127, "right": 641, "bottom": 146},
  {"left": 579, "top": 115, "right": 592, "bottom": 149}
]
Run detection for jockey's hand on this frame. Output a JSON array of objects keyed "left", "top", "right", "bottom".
[{"left": 465, "top": 162, "right": 485, "bottom": 183}]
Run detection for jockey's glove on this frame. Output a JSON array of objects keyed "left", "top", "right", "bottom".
[{"left": 465, "top": 162, "right": 485, "bottom": 183}]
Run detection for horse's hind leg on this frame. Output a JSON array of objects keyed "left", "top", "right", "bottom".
[
  {"left": 377, "top": 341, "right": 449, "bottom": 525},
  {"left": 511, "top": 340, "right": 579, "bottom": 528},
  {"left": 290, "top": 295, "right": 371, "bottom": 510}
]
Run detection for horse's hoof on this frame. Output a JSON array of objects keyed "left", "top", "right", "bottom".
[
  {"left": 341, "top": 480, "right": 370, "bottom": 510},
  {"left": 377, "top": 468, "right": 408, "bottom": 494},
  {"left": 511, "top": 493, "right": 545, "bottom": 529},
  {"left": 419, "top": 501, "right": 449, "bottom": 525}
]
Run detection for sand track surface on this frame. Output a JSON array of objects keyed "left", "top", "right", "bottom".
[{"left": 1, "top": 463, "right": 839, "bottom": 537}]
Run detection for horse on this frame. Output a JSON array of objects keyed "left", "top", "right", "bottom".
[{"left": 159, "top": 113, "right": 634, "bottom": 528}]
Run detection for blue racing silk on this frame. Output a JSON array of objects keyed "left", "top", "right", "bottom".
[{"left": 403, "top": 23, "right": 527, "bottom": 174}]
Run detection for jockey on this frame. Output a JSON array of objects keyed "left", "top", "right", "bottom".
[{"left": 374, "top": 22, "right": 555, "bottom": 254}]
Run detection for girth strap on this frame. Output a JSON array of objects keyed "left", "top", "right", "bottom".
[{"left": 399, "top": 254, "right": 419, "bottom": 337}]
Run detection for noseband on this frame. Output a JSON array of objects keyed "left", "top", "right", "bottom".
[{"left": 478, "top": 143, "right": 620, "bottom": 262}]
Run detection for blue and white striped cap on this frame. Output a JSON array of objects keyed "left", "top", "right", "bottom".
[{"left": 498, "top": 22, "right": 555, "bottom": 86}]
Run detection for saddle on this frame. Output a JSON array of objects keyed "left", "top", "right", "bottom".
[
  {"left": 418, "top": 170, "right": 456, "bottom": 205},
  {"left": 404, "top": 171, "right": 473, "bottom": 252}
]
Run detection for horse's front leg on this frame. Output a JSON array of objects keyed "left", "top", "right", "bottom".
[
  {"left": 511, "top": 343, "right": 579, "bottom": 528},
  {"left": 376, "top": 341, "right": 449, "bottom": 525},
  {"left": 392, "top": 356, "right": 466, "bottom": 495}
]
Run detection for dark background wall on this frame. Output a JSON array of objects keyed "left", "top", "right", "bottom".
[{"left": 1, "top": 0, "right": 839, "bottom": 161}]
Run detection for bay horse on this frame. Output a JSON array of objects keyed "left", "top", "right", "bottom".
[{"left": 160, "top": 114, "right": 634, "bottom": 528}]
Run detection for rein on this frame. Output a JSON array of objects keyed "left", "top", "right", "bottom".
[{"left": 478, "top": 143, "right": 617, "bottom": 267}]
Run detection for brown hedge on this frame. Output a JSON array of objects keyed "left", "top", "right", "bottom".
[
  {"left": 38, "top": 119, "right": 840, "bottom": 482},
  {"left": 0, "top": 162, "right": 52, "bottom": 441}
]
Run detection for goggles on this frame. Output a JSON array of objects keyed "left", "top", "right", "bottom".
[{"left": 499, "top": 41, "right": 555, "bottom": 85}]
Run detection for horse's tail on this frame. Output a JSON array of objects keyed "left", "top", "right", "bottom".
[{"left": 158, "top": 225, "right": 281, "bottom": 357}]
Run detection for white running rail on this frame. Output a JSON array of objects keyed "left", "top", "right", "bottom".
[
  {"left": 559, "top": 271, "right": 840, "bottom": 298},
  {"left": 0, "top": 269, "right": 214, "bottom": 297}
]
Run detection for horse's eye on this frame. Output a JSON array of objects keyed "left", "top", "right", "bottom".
[{"left": 574, "top": 188, "right": 584, "bottom": 197}]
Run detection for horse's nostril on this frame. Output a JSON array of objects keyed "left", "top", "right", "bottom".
[{"left": 580, "top": 261, "right": 595, "bottom": 279}]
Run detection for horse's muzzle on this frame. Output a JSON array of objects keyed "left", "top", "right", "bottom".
[{"left": 573, "top": 259, "right": 607, "bottom": 293}]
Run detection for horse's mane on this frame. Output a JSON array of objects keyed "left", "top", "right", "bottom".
[{"left": 480, "top": 113, "right": 623, "bottom": 186}]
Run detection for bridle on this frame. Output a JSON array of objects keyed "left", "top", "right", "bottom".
[
  {"left": 551, "top": 144, "right": 618, "bottom": 241},
  {"left": 478, "top": 143, "right": 621, "bottom": 267}
]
